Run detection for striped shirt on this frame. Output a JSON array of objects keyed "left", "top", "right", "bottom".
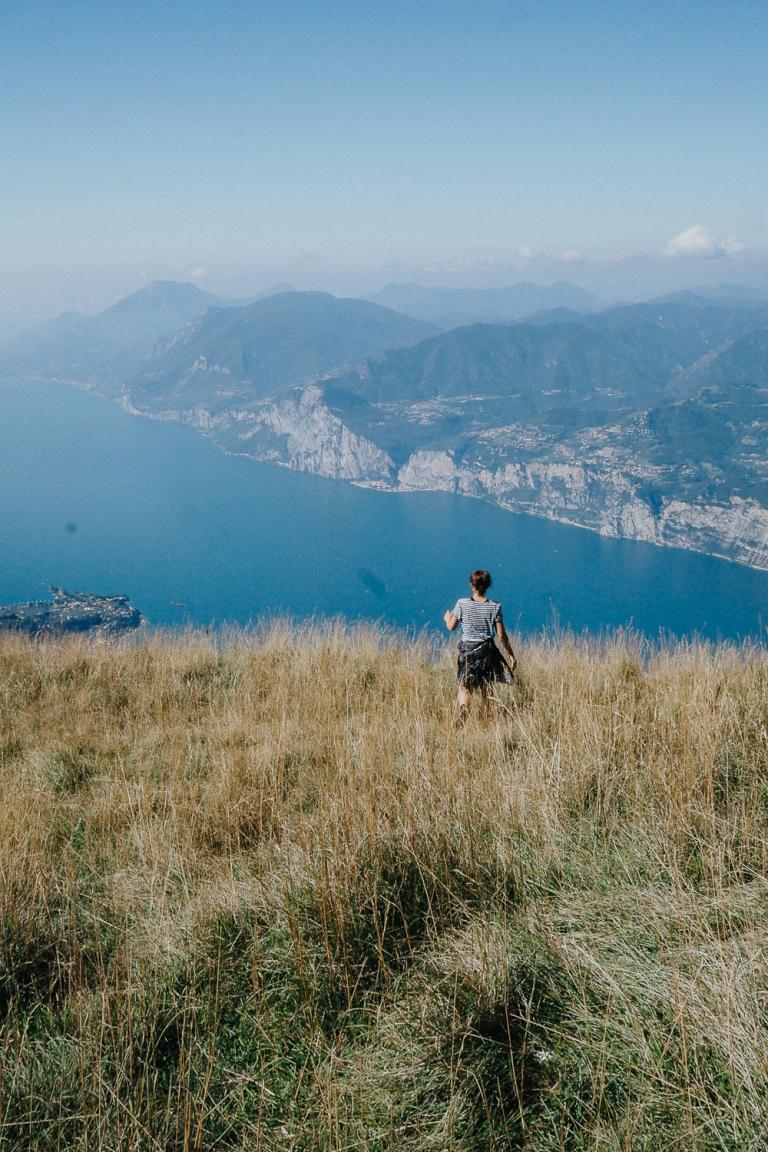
[{"left": 451, "top": 597, "right": 503, "bottom": 643}]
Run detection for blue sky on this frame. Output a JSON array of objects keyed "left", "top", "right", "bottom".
[{"left": 2, "top": 0, "right": 767, "bottom": 320}]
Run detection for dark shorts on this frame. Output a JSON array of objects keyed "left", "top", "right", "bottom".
[{"left": 457, "top": 638, "right": 512, "bottom": 691}]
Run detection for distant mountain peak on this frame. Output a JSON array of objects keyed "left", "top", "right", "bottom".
[
  {"left": 0, "top": 279, "right": 225, "bottom": 382},
  {"left": 264, "top": 281, "right": 297, "bottom": 295},
  {"left": 104, "top": 280, "right": 219, "bottom": 313},
  {"left": 146, "top": 279, "right": 201, "bottom": 292}
]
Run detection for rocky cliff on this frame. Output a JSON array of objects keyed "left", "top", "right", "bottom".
[
  {"left": 395, "top": 447, "right": 768, "bottom": 568},
  {"left": 123, "top": 383, "right": 768, "bottom": 570}
]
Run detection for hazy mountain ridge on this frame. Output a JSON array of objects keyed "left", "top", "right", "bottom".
[
  {"left": 0, "top": 280, "right": 302, "bottom": 391},
  {"left": 89, "top": 281, "right": 223, "bottom": 348},
  {"left": 0, "top": 281, "right": 222, "bottom": 389},
  {"left": 365, "top": 280, "right": 604, "bottom": 328}
]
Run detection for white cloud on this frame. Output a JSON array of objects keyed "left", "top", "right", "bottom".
[
  {"left": 517, "top": 244, "right": 539, "bottom": 260},
  {"left": 174, "top": 263, "right": 206, "bottom": 281},
  {"left": 455, "top": 251, "right": 500, "bottom": 268},
  {"left": 721, "top": 236, "right": 747, "bottom": 255},
  {"left": 663, "top": 225, "right": 746, "bottom": 259},
  {"left": 561, "top": 248, "right": 585, "bottom": 264}
]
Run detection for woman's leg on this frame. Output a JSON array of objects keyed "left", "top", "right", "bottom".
[{"left": 452, "top": 683, "right": 472, "bottom": 729}]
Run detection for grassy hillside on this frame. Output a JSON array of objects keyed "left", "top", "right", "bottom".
[{"left": 1, "top": 625, "right": 767, "bottom": 1150}]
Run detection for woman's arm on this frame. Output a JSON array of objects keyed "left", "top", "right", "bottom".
[
  {"left": 496, "top": 620, "right": 517, "bottom": 670},
  {"left": 444, "top": 610, "right": 459, "bottom": 631}
]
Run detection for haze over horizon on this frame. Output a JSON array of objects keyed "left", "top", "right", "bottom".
[{"left": 3, "top": 0, "right": 767, "bottom": 325}]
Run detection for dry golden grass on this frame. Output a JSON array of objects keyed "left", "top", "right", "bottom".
[{"left": 1, "top": 623, "right": 767, "bottom": 1149}]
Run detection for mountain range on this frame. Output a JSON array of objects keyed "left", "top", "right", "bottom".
[
  {"left": 365, "top": 281, "right": 604, "bottom": 329},
  {"left": 0, "top": 282, "right": 438, "bottom": 393},
  {"left": 4, "top": 279, "right": 768, "bottom": 568},
  {"left": 0, "top": 280, "right": 299, "bottom": 388},
  {"left": 129, "top": 291, "right": 438, "bottom": 411}
]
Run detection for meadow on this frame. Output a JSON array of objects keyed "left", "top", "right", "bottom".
[{"left": 1, "top": 623, "right": 767, "bottom": 1150}]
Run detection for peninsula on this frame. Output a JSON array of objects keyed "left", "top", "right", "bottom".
[{"left": 0, "top": 588, "right": 143, "bottom": 637}]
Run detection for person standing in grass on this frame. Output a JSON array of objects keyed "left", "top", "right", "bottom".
[{"left": 444, "top": 569, "right": 517, "bottom": 724}]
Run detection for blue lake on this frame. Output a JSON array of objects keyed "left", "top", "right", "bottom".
[{"left": 1, "top": 377, "right": 767, "bottom": 641}]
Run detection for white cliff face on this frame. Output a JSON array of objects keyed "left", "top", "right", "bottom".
[
  {"left": 124, "top": 385, "right": 394, "bottom": 483},
  {"left": 660, "top": 497, "right": 768, "bottom": 568},
  {"left": 483, "top": 461, "right": 595, "bottom": 511},
  {"left": 613, "top": 497, "right": 662, "bottom": 543},
  {"left": 240, "top": 386, "right": 394, "bottom": 482},
  {"left": 398, "top": 451, "right": 472, "bottom": 492},
  {"left": 399, "top": 452, "right": 609, "bottom": 521}
]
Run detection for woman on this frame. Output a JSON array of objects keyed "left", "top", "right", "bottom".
[{"left": 444, "top": 569, "right": 517, "bottom": 723}]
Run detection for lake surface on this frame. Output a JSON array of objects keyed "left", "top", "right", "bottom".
[{"left": 1, "top": 377, "right": 767, "bottom": 641}]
